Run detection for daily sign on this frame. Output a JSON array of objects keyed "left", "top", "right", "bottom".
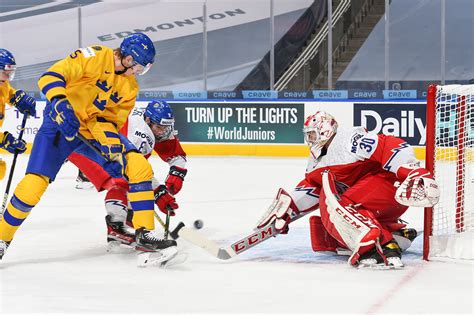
[{"left": 353, "top": 103, "right": 426, "bottom": 146}]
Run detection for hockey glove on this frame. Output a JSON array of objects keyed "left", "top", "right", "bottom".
[
  {"left": 0, "top": 159, "right": 6, "bottom": 180},
  {"left": 49, "top": 98, "right": 80, "bottom": 141},
  {"left": 103, "top": 160, "right": 124, "bottom": 178},
  {"left": 395, "top": 168, "right": 440, "bottom": 207},
  {"left": 165, "top": 166, "right": 187, "bottom": 195},
  {"left": 154, "top": 185, "right": 178, "bottom": 216},
  {"left": 101, "top": 144, "right": 125, "bottom": 178},
  {"left": 10, "top": 90, "right": 36, "bottom": 117},
  {"left": 0, "top": 131, "right": 26, "bottom": 154},
  {"left": 100, "top": 143, "right": 124, "bottom": 163}
]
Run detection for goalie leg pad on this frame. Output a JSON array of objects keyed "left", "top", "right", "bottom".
[
  {"left": 309, "top": 216, "right": 339, "bottom": 252},
  {"left": 320, "top": 171, "right": 384, "bottom": 266}
]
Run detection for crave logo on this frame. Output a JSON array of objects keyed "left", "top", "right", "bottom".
[{"left": 354, "top": 103, "right": 426, "bottom": 145}]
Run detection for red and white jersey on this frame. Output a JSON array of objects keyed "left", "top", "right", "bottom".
[
  {"left": 304, "top": 127, "right": 418, "bottom": 189},
  {"left": 121, "top": 108, "right": 155, "bottom": 156},
  {"left": 120, "top": 107, "right": 187, "bottom": 168}
]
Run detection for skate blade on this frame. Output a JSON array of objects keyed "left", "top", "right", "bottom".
[
  {"left": 357, "top": 261, "right": 404, "bottom": 270},
  {"left": 137, "top": 246, "right": 178, "bottom": 267}
]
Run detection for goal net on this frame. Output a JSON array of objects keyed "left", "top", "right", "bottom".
[{"left": 424, "top": 84, "right": 473, "bottom": 260}]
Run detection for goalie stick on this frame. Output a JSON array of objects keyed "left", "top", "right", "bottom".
[{"left": 169, "top": 211, "right": 312, "bottom": 260}]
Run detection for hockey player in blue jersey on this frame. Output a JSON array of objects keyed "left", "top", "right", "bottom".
[
  {"left": 0, "top": 48, "right": 36, "bottom": 179},
  {"left": 0, "top": 34, "right": 177, "bottom": 266}
]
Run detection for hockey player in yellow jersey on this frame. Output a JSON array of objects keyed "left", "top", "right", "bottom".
[
  {"left": 0, "top": 34, "right": 177, "bottom": 265},
  {"left": 0, "top": 48, "right": 36, "bottom": 179}
]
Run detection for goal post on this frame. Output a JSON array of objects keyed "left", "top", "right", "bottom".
[{"left": 424, "top": 84, "right": 473, "bottom": 261}]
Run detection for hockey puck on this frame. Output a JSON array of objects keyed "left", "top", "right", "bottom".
[{"left": 193, "top": 219, "right": 204, "bottom": 229}]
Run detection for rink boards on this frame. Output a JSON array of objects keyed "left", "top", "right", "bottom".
[{"left": 1, "top": 99, "right": 429, "bottom": 159}]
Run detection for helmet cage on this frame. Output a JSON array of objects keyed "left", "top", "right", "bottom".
[
  {"left": 0, "top": 49, "right": 17, "bottom": 81},
  {"left": 150, "top": 124, "right": 174, "bottom": 142},
  {"left": 144, "top": 101, "right": 175, "bottom": 141},
  {"left": 302, "top": 111, "right": 338, "bottom": 158},
  {"left": 303, "top": 125, "right": 321, "bottom": 147}
]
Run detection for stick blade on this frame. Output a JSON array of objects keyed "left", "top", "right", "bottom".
[{"left": 217, "top": 248, "right": 233, "bottom": 260}]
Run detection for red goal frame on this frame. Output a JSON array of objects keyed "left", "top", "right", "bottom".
[{"left": 424, "top": 84, "right": 467, "bottom": 260}]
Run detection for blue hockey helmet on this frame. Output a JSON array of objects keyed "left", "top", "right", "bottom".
[
  {"left": 144, "top": 100, "right": 175, "bottom": 141},
  {"left": 0, "top": 48, "right": 17, "bottom": 80},
  {"left": 120, "top": 33, "right": 155, "bottom": 75}
]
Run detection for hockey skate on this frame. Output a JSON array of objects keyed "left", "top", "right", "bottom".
[
  {"left": 75, "top": 170, "right": 94, "bottom": 190},
  {"left": 392, "top": 227, "right": 418, "bottom": 252},
  {"left": 0, "top": 240, "right": 10, "bottom": 260},
  {"left": 105, "top": 215, "right": 136, "bottom": 252},
  {"left": 357, "top": 239, "right": 404, "bottom": 269},
  {"left": 395, "top": 228, "right": 418, "bottom": 241},
  {"left": 135, "top": 227, "right": 179, "bottom": 267}
]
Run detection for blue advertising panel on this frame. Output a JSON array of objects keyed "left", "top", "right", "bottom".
[{"left": 353, "top": 102, "right": 426, "bottom": 146}]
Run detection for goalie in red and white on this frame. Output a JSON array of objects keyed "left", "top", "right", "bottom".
[
  {"left": 68, "top": 100, "right": 187, "bottom": 248},
  {"left": 256, "top": 111, "right": 440, "bottom": 268}
]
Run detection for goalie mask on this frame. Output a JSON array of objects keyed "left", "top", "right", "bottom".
[
  {"left": 144, "top": 100, "right": 175, "bottom": 142},
  {"left": 303, "top": 111, "right": 338, "bottom": 159}
]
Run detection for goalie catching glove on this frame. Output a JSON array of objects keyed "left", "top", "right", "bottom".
[
  {"left": 395, "top": 164, "right": 440, "bottom": 207},
  {"left": 154, "top": 185, "right": 178, "bottom": 215}
]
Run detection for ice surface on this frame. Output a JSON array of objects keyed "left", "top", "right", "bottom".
[{"left": 0, "top": 155, "right": 472, "bottom": 314}]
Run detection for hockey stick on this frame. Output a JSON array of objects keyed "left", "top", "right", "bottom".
[
  {"left": 1, "top": 114, "right": 28, "bottom": 215},
  {"left": 154, "top": 210, "right": 167, "bottom": 229},
  {"left": 169, "top": 211, "right": 312, "bottom": 260},
  {"left": 78, "top": 134, "right": 171, "bottom": 232},
  {"left": 78, "top": 133, "right": 177, "bottom": 237},
  {"left": 164, "top": 212, "right": 171, "bottom": 239},
  {"left": 76, "top": 133, "right": 113, "bottom": 162}
]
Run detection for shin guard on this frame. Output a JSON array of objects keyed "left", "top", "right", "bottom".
[
  {"left": 309, "top": 216, "right": 339, "bottom": 252},
  {"left": 0, "top": 174, "right": 49, "bottom": 242}
]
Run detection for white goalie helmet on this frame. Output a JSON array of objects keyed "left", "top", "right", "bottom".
[{"left": 303, "top": 111, "right": 338, "bottom": 159}]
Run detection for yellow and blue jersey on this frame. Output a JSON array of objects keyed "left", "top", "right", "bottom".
[
  {"left": 0, "top": 81, "right": 16, "bottom": 128},
  {"left": 38, "top": 45, "right": 138, "bottom": 147}
]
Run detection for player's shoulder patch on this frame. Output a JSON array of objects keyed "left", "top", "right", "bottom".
[
  {"left": 130, "top": 107, "right": 145, "bottom": 118},
  {"left": 80, "top": 46, "right": 97, "bottom": 58},
  {"left": 348, "top": 127, "right": 367, "bottom": 152},
  {"left": 349, "top": 132, "right": 365, "bottom": 152},
  {"left": 348, "top": 128, "right": 377, "bottom": 160}
]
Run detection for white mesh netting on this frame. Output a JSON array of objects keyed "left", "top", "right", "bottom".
[{"left": 429, "top": 84, "right": 473, "bottom": 260}]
